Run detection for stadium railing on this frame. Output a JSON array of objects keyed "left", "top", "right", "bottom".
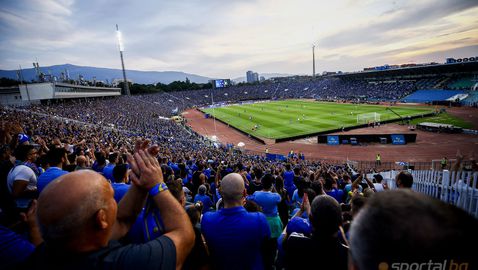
[{"left": 384, "top": 170, "right": 478, "bottom": 218}]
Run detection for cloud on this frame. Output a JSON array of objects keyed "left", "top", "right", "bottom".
[{"left": 0, "top": 0, "right": 477, "bottom": 77}]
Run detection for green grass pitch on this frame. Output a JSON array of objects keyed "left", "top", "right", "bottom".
[{"left": 202, "top": 100, "right": 434, "bottom": 139}]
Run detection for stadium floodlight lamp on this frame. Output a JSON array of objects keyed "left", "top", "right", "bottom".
[
  {"left": 205, "top": 95, "right": 208, "bottom": 98},
  {"left": 116, "top": 29, "right": 124, "bottom": 52}
]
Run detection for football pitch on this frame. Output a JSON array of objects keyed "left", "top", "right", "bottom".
[{"left": 202, "top": 100, "right": 434, "bottom": 139}]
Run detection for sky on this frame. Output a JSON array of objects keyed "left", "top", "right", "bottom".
[{"left": 0, "top": 0, "right": 477, "bottom": 79}]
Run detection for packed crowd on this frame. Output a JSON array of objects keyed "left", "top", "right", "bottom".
[
  {"left": 132, "top": 77, "right": 419, "bottom": 117},
  {"left": 1, "top": 90, "right": 476, "bottom": 269}
]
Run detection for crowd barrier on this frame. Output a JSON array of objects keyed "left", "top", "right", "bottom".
[{"left": 384, "top": 170, "right": 478, "bottom": 218}]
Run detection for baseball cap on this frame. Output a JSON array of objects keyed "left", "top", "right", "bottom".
[
  {"left": 287, "top": 217, "right": 312, "bottom": 235},
  {"left": 18, "top": 133, "right": 30, "bottom": 144}
]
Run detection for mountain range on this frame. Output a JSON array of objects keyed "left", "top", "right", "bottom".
[
  {"left": 0, "top": 64, "right": 212, "bottom": 84},
  {"left": 0, "top": 64, "right": 294, "bottom": 85}
]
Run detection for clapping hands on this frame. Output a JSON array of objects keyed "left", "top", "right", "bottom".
[{"left": 127, "top": 139, "right": 163, "bottom": 191}]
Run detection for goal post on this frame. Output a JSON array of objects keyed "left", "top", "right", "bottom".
[{"left": 357, "top": 112, "right": 381, "bottom": 124}]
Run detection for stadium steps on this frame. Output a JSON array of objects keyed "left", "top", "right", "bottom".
[
  {"left": 433, "top": 77, "right": 451, "bottom": 89},
  {"left": 448, "top": 77, "right": 476, "bottom": 90}
]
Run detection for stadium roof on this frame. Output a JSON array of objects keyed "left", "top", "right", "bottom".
[{"left": 333, "top": 61, "right": 478, "bottom": 79}]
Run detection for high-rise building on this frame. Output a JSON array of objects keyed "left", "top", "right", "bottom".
[
  {"left": 253, "top": 72, "right": 259, "bottom": 82},
  {"left": 246, "top": 70, "right": 254, "bottom": 83}
]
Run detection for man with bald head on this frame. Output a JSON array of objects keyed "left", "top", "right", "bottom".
[
  {"left": 23, "top": 141, "right": 195, "bottom": 270},
  {"left": 201, "top": 173, "right": 271, "bottom": 270},
  {"left": 74, "top": 155, "right": 89, "bottom": 170}
]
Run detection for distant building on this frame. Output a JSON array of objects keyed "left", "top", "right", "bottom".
[
  {"left": 246, "top": 70, "right": 260, "bottom": 83},
  {"left": 260, "top": 76, "right": 265, "bottom": 82},
  {"left": 112, "top": 78, "right": 133, "bottom": 87},
  {"left": 246, "top": 71, "right": 254, "bottom": 83},
  {"left": 253, "top": 72, "right": 259, "bottom": 82}
]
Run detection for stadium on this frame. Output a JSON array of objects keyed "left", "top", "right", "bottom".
[{"left": 1, "top": 1, "right": 478, "bottom": 269}]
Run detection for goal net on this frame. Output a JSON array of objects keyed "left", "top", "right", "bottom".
[{"left": 357, "top": 112, "right": 381, "bottom": 124}]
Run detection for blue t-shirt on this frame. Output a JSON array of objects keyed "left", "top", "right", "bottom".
[
  {"left": 326, "top": 188, "right": 345, "bottom": 203},
  {"left": 111, "top": 183, "right": 130, "bottom": 203},
  {"left": 102, "top": 164, "right": 116, "bottom": 182},
  {"left": 283, "top": 171, "right": 295, "bottom": 187},
  {"left": 194, "top": 194, "right": 213, "bottom": 213},
  {"left": 0, "top": 225, "right": 35, "bottom": 269},
  {"left": 127, "top": 199, "right": 165, "bottom": 244},
  {"left": 247, "top": 191, "right": 281, "bottom": 217},
  {"left": 201, "top": 206, "right": 271, "bottom": 270},
  {"left": 37, "top": 167, "right": 69, "bottom": 193},
  {"left": 291, "top": 189, "right": 302, "bottom": 209}
]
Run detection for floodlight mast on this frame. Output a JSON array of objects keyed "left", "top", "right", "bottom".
[
  {"left": 312, "top": 45, "right": 316, "bottom": 77},
  {"left": 116, "top": 24, "right": 130, "bottom": 96}
]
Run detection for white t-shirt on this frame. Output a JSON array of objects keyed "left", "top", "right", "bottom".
[
  {"left": 373, "top": 183, "right": 385, "bottom": 192},
  {"left": 7, "top": 165, "right": 37, "bottom": 208}
]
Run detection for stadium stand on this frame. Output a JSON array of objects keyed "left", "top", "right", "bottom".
[
  {"left": 402, "top": 89, "right": 467, "bottom": 103},
  {"left": 1, "top": 60, "right": 477, "bottom": 270}
]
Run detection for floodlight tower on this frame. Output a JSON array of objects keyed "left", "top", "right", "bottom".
[
  {"left": 312, "top": 45, "right": 316, "bottom": 77},
  {"left": 116, "top": 24, "right": 130, "bottom": 96}
]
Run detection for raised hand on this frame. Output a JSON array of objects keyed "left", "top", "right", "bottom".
[{"left": 128, "top": 149, "right": 164, "bottom": 191}]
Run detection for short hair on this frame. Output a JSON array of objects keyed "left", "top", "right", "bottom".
[
  {"left": 396, "top": 171, "right": 413, "bottom": 188},
  {"left": 373, "top": 174, "right": 383, "bottom": 183},
  {"left": 13, "top": 144, "right": 35, "bottom": 161},
  {"left": 46, "top": 147, "right": 68, "bottom": 166},
  {"left": 186, "top": 204, "right": 201, "bottom": 226},
  {"left": 309, "top": 195, "right": 342, "bottom": 237},
  {"left": 198, "top": 184, "right": 207, "bottom": 195},
  {"left": 349, "top": 190, "right": 478, "bottom": 270},
  {"left": 244, "top": 200, "right": 262, "bottom": 212},
  {"left": 108, "top": 152, "right": 119, "bottom": 163},
  {"left": 220, "top": 173, "right": 244, "bottom": 203},
  {"left": 350, "top": 194, "right": 367, "bottom": 217},
  {"left": 311, "top": 181, "right": 323, "bottom": 195},
  {"left": 94, "top": 151, "right": 106, "bottom": 165},
  {"left": 324, "top": 177, "right": 334, "bottom": 190},
  {"left": 166, "top": 179, "right": 184, "bottom": 203},
  {"left": 112, "top": 164, "right": 128, "bottom": 183},
  {"left": 261, "top": 174, "right": 275, "bottom": 190}
]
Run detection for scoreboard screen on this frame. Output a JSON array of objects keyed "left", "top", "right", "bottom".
[{"left": 211, "top": 79, "right": 231, "bottom": 88}]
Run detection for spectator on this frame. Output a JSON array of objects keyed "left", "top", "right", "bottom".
[
  {"left": 7, "top": 145, "right": 39, "bottom": 210},
  {"left": 285, "top": 195, "right": 348, "bottom": 270},
  {"left": 201, "top": 173, "right": 270, "bottom": 270},
  {"left": 372, "top": 174, "right": 385, "bottom": 192},
  {"left": 247, "top": 173, "right": 283, "bottom": 269},
  {"left": 349, "top": 190, "right": 477, "bottom": 270},
  {"left": 0, "top": 200, "right": 42, "bottom": 270},
  {"left": 111, "top": 163, "right": 130, "bottom": 203},
  {"left": 102, "top": 152, "right": 119, "bottom": 182},
  {"left": 395, "top": 171, "right": 413, "bottom": 188},
  {"left": 74, "top": 155, "right": 89, "bottom": 170},
  {"left": 193, "top": 185, "right": 213, "bottom": 213},
  {"left": 37, "top": 147, "right": 69, "bottom": 193},
  {"left": 22, "top": 144, "right": 194, "bottom": 269}
]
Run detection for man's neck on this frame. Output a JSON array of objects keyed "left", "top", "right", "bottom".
[{"left": 224, "top": 200, "right": 243, "bottom": 208}]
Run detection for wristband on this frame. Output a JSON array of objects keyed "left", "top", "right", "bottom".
[{"left": 149, "top": 182, "right": 168, "bottom": 197}]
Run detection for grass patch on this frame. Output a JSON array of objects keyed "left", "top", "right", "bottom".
[
  {"left": 409, "top": 113, "right": 473, "bottom": 129},
  {"left": 203, "top": 100, "right": 434, "bottom": 139}
]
